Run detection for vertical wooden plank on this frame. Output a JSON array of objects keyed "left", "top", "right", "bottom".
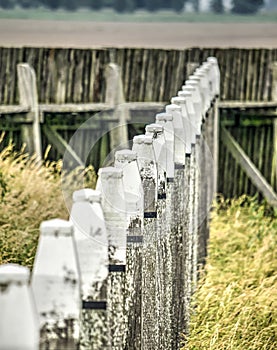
[
  {"left": 245, "top": 50, "right": 252, "bottom": 102},
  {"left": 17, "top": 63, "right": 42, "bottom": 159},
  {"left": 270, "top": 62, "right": 277, "bottom": 191},
  {"left": 240, "top": 49, "right": 247, "bottom": 101}
]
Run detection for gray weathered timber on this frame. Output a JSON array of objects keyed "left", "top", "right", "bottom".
[
  {"left": 43, "top": 124, "right": 84, "bottom": 168},
  {"left": 17, "top": 63, "right": 42, "bottom": 159},
  {"left": 221, "top": 127, "right": 277, "bottom": 208},
  {"left": 1, "top": 48, "right": 276, "bottom": 105},
  {"left": 271, "top": 62, "right": 277, "bottom": 195}
]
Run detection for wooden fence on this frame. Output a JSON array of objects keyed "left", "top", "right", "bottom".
[
  {"left": 0, "top": 47, "right": 276, "bottom": 199},
  {"left": 0, "top": 47, "right": 276, "bottom": 105},
  {"left": 0, "top": 58, "right": 219, "bottom": 350}
]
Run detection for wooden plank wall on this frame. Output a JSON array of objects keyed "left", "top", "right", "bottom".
[
  {"left": 0, "top": 47, "right": 277, "bottom": 105},
  {"left": 0, "top": 47, "right": 276, "bottom": 200},
  {"left": 219, "top": 113, "right": 277, "bottom": 197}
]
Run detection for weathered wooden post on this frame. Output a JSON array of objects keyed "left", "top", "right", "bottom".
[
  {"left": 132, "top": 135, "right": 159, "bottom": 349},
  {"left": 155, "top": 115, "right": 176, "bottom": 338},
  {"left": 155, "top": 112, "right": 175, "bottom": 182},
  {"left": 70, "top": 189, "right": 110, "bottom": 349},
  {"left": 189, "top": 72, "right": 210, "bottom": 114},
  {"left": 207, "top": 57, "right": 221, "bottom": 194},
  {"left": 96, "top": 167, "right": 128, "bottom": 349},
  {"left": 105, "top": 63, "right": 130, "bottom": 153},
  {"left": 170, "top": 95, "right": 196, "bottom": 334},
  {"left": 188, "top": 75, "right": 208, "bottom": 118},
  {"left": 145, "top": 123, "right": 173, "bottom": 349},
  {"left": 31, "top": 219, "right": 81, "bottom": 349},
  {"left": 164, "top": 103, "right": 187, "bottom": 347},
  {"left": 271, "top": 62, "right": 277, "bottom": 194},
  {"left": 0, "top": 264, "right": 39, "bottom": 350},
  {"left": 207, "top": 57, "right": 221, "bottom": 97},
  {"left": 197, "top": 63, "right": 214, "bottom": 102},
  {"left": 182, "top": 84, "right": 203, "bottom": 137},
  {"left": 114, "top": 149, "right": 144, "bottom": 349},
  {"left": 177, "top": 90, "right": 199, "bottom": 321},
  {"left": 17, "top": 63, "right": 42, "bottom": 159},
  {"left": 184, "top": 79, "right": 205, "bottom": 123},
  {"left": 184, "top": 77, "right": 208, "bottom": 270}
]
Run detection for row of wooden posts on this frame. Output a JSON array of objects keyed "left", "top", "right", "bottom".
[{"left": 0, "top": 57, "right": 220, "bottom": 350}]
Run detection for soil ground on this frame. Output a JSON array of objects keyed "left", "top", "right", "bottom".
[{"left": 0, "top": 19, "right": 276, "bottom": 48}]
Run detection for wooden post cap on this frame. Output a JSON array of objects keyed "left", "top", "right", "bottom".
[
  {"left": 155, "top": 112, "right": 173, "bottom": 121},
  {"left": 178, "top": 90, "right": 193, "bottom": 98},
  {"left": 73, "top": 189, "right": 101, "bottom": 203},
  {"left": 40, "top": 219, "right": 74, "bottom": 237},
  {"left": 145, "top": 123, "right": 164, "bottom": 133},
  {"left": 115, "top": 149, "right": 137, "bottom": 162},
  {"left": 171, "top": 96, "right": 185, "bottom": 105},
  {"left": 143, "top": 135, "right": 153, "bottom": 144},
  {"left": 98, "top": 166, "right": 123, "bottom": 178},
  {"left": 133, "top": 135, "right": 145, "bottom": 144},
  {"left": 0, "top": 264, "right": 29, "bottom": 284},
  {"left": 165, "top": 103, "right": 182, "bottom": 113}
]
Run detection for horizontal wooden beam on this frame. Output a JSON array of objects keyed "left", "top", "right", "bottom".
[
  {"left": 0, "top": 101, "right": 165, "bottom": 124},
  {"left": 221, "top": 127, "right": 277, "bottom": 208},
  {"left": 0, "top": 105, "right": 29, "bottom": 115},
  {"left": 219, "top": 101, "right": 277, "bottom": 109},
  {"left": 40, "top": 103, "right": 110, "bottom": 114}
]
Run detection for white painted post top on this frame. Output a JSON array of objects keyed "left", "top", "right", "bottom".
[
  {"left": 73, "top": 188, "right": 101, "bottom": 203},
  {"left": 182, "top": 84, "right": 196, "bottom": 91},
  {"left": 171, "top": 96, "right": 192, "bottom": 153},
  {"left": 171, "top": 95, "right": 186, "bottom": 105},
  {"left": 98, "top": 166, "right": 123, "bottom": 179},
  {"left": 207, "top": 57, "right": 218, "bottom": 64},
  {"left": 115, "top": 149, "right": 144, "bottom": 217},
  {"left": 155, "top": 112, "right": 173, "bottom": 122},
  {"left": 143, "top": 135, "right": 153, "bottom": 144},
  {"left": 0, "top": 264, "right": 39, "bottom": 350},
  {"left": 32, "top": 218, "right": 81, "bottom": 330},
  {"left": 133, "top": 134, "right": 145, "bottom": 144},
  {"left": 145, "top": 123, "right": 164, "bottom": 133},
  {"left": 189, "top": 75, "right": 201, "bottom": 82},
  {"left": 115, "top": 149, "right": 137, "bottom": 162},
  {"left": 0, "top": 264, "right": 29, "bottom": 284},
  {"left": 165, "top": 103, "right": 186, "bottom": 165},
  {"left": 70, "top": 189, "right": 108, "bottom": 300},
  {"left": 40, "top": 218, "right": 73, "bottom": 237},
  {"left": 166, "top": 103, "right": 182, "bottom": 113},
  {"left": 178, "top": 90, "right": 192, "bottom": 98}
]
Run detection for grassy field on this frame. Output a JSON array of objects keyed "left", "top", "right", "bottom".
[
  {"left": 0, "top": 141, "right": 276, "bottom": 348},
  {"left": 0, "top": 7, "right": 276, "bottom": 23},
  {"left": 183, "top": 196, "right": 277, "bottom": 350},
  {"left": 0, "top": 137, "right": 96, "bottom": 268}
]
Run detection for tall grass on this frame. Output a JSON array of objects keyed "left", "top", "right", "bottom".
[
  {"left": 0, "top": 136, "right": 96, "bottom": 269},
  {"left": 183, "top": 196, "right": 277, "bottom": 350}
]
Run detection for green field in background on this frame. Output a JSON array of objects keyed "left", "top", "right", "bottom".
[{"left": 0, "top": 7, "right": 277, "bottom": 22}]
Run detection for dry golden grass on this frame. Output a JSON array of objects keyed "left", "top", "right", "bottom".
[
  {"left": 182, "top": 196, "right": 277, "bottom": 350},
  {"left": 0, "top": 136, "right": 96, "bottom": 269}
]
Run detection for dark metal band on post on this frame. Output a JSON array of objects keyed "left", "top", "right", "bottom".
[
  {"left": 127, "top": 235, "right": 143, "bottom": 243},
  {"left": 158, "top": 193, "right": 166, "bottom": 200},
  {"left": 82, "top": 300, "right": 107, "bottom": 310},
  {"left": 175, "top": 163, "right": 185, "bottom": 169},
  {"left": 144, "top": 212, "right": 157, "bottom": 219},
  {"left": 108, "top": 264, "right": 126, "bottom": 272}
]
